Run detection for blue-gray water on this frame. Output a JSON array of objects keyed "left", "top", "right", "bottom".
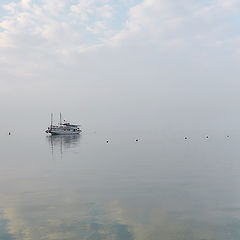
[{"left": 1, "top": 130, "right": 240, "bottom": 240}]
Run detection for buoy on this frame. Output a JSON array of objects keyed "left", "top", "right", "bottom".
[
  {"left": 135, "top": 139, "right": 139, "bottom": 142},
  {"left": 106, "top": 140, "right": 109, "bottom": 143},
  {"left": 206, "top": 136, "right": 209, "bottom": 139},
  {"left": 227, "top": 135, "right": 230, "bottom": 138},
  {"left": 185, "top": 137, "right": 187, "bottom": 140},
  {"left": 8, "top": 132, "right": 11, "bottom": 135}
]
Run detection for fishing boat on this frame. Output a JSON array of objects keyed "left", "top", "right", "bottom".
[{"left": 45, "top": 113, "right": 81, "bottom": 135}]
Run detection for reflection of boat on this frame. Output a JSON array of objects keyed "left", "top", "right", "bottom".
[
  {"left": 47, "top": 134, "right": 81, "bottom": 158},
  {"left": 47, "top": 134, "right": 81, "bottom": 149},
  {"left": 46, "top": 113, "right": 82, "bottom": 135}
]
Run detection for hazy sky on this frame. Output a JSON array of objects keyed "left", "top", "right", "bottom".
[{"left": 0, "top": 0, "right": 240, "bottom": 133}]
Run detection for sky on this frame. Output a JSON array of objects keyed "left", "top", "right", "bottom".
[{"left": 0, "top": 0, "right": 240, "bottom": 133}]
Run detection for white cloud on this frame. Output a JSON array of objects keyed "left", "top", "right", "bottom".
[
  {"left": 218, "top": 0, "right": 240, "bottom": 10},
  {"left": 70, "top": 0, "right": 99, "bottom": 20},
  {"left": 70, "top": 0, "right": 113, "bottom": 22},
  {"left": 0, "top": 32, "right": 14, "bottom": 48},
  {"left": 21, "top": 0, "right": 31, "bottom": 9},
  {"left": 0, "top": 0, "right": 240, "bottom": 66},
  {"left": 1, "top": 0, "right": 239, "bottom": 53},
  {"left": 3, "top": 2, "right": 17, "bottom": 14},
  {"left": 97, "top": 4, "right": 113, "bottom": 18},
  {"left": 41, "top": 0, "right": 67, "bottom": 15},
  {"left": 86, "top": 21, "right": 107, "bottom": 34},
  {"left": 106, "top": 0, "right": 240, "bottom": 52}
]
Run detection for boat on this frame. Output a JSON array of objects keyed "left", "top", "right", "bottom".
[{"left": 45, "top": 113, "right": 81, "bottom": 135}]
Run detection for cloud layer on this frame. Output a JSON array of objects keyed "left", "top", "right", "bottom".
[
  {"left": 1, "top": 0, "right": 240, "bottom": 54},
  {"left": 1, "top": 0, "right": 240, "bottom": 132}
]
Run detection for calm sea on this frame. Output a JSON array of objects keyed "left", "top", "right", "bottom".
[{"left": 0, "top": 130, "right": 240, "bottom": 240}]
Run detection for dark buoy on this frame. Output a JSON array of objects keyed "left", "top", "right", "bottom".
[
  {"left": 227, "top": 135, "right": 230, "bottom": 138},
  {"left": 8, "top": 132, "right": 11, "bottom": 135},
  {"left": 135, "top": 139, "right": 139, "bottom": 142},
  {"left": 185, "top": 137, "right": 187, "bottom": 140},
  {"left": 206, "top": 136, "right": 209, "bottom": 139},
  {"left": 106, "top": 140, "right": 109, "bottom": 143}
]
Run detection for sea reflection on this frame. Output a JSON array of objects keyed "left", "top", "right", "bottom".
[
  {"left": 2, "top": 132, "right": 240, "bottom": 239},
  {"left": 46, "top": 134, "right": 81, "bottom": 158},
  {"left": 2, "top": 193, "right": 240, "bottom": 240},
  {"left": 0, "top": 195, "right": 134, "bottom": 240},
  {"left": 47, "top": 134, "right": 81, "bottom": 149}
]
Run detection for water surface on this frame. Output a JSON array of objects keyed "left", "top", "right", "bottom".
[{"left": 0, "top": 131, "right": 240, "bottom": 239}]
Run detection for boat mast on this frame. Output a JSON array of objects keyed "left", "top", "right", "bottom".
[
  {"left": 60, "top": 112, "right": 62, "bottom": 125},
  {"left": 51, "top": 113, "right": 53, "bottom": 130}
]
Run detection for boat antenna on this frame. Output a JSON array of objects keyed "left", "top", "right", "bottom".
[{"left": 60, "top": 112, "right": 62, "bottom": 125}]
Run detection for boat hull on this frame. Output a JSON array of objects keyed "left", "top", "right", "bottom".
[
  {"left": 51, "top": 131, "right": 80, "bottom": 135},
  {"left": 46, "top": 129, "right": 81, "bottom": 135}
]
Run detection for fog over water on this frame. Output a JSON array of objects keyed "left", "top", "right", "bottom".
[{"left": 1, "top": 49, "right": 240, "bottom": 136}]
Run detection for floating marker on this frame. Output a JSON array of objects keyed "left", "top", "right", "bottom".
[
  {"left": 8, "top": 132, "right": 11, "bottom": 135},
  {"left": 106, "top": 140, "right": 109, "bottom": 143},
  {"left": 135, "top": 139, "right": 139, "bottom": 142}
]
